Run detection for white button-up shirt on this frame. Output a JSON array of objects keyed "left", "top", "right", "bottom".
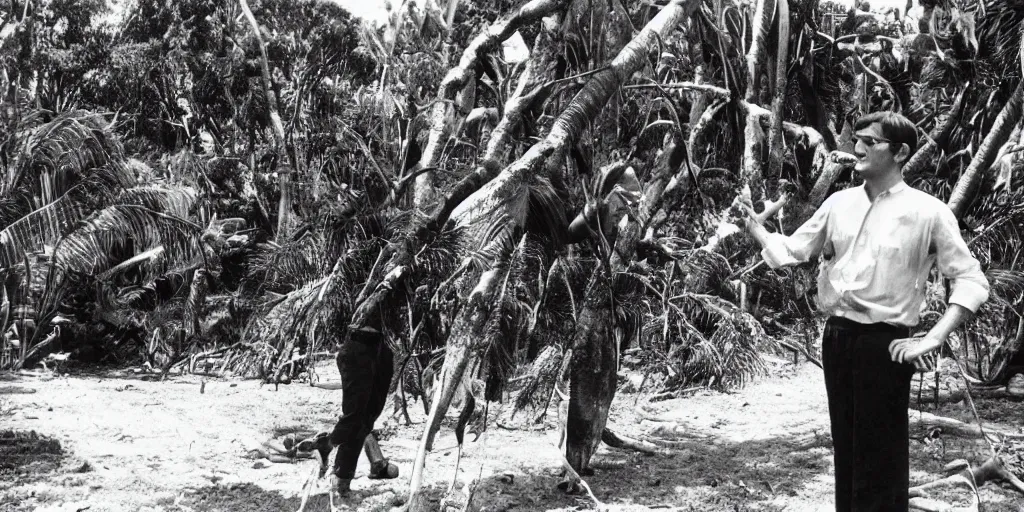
[{"left": 761, "top": 181, "right": 990, "bottom": 327}]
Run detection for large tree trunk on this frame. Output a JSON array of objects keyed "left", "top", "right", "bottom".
[
  {"left": 407, "top": 270, "right": 499, "bottom": 511},
  {"left": 566, "top": 274, "right": 616, "bottom": 475},
  {"left": 947, "top": 81, "right": 1024, "bottom": 217},
  {"left": 413, "top": 0, "right": 700, "bottom": 489},
  {"left": 741, "top": 0, "right": 775, "bottom": 204}
]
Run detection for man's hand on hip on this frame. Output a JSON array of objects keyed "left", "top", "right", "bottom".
[{"left": 889, "top": 336, "right": 943, "bottom": 370}]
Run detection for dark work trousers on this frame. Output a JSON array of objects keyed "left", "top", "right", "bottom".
[
  {"left": 822, "top": 316, "right": 916, "bottom": 512},
  {"left": 330, "top": 330, "right": 394, "bottom": 479}
]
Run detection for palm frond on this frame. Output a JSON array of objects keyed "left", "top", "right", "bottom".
[
  {"left": 4, "top": 110, "right": 132, "bottom": 199},
  {"left": 663, "top": 292, "right": 777, "bottom": 390},
  {"left": 0, "top": 185, "right": 102, "bottom": 268},
  {"left": 247, "top": 234, "right": 329, "bottom": 292},
  {"left": 54, "top": 205, "right": 203, "bottom": 277}
]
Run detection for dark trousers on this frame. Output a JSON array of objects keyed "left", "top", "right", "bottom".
[
  {"left": 822, "top": 316, "right": 916, "bottom": 512},
  {"left": 330, "top": 330, "right": 393, "bottom": 479}
]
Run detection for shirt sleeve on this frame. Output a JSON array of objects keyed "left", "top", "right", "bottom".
[
  {"left": 932, "top": 206, "right": 990, "bottom": 312},
  {"left": 761, "top": 198, "right": 831, "bottom": 269}
]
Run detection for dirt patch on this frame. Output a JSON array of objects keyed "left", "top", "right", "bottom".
[{"left": 0, "top": 362, "right": 1022, "bottom": 511}]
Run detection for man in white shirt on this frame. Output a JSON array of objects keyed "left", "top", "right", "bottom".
[{"left": 741, "top": 111, "right": 989, "bottom": 511}]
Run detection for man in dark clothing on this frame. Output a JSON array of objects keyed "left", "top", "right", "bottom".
[
  {"left": 301, "top": 324, "right": 400, "bottom": 495},
  {"left": 741, "top": 111, "right": 989, "bottom": 511},
  {"left": 330, "top": 325, "right": 399, "bottom": 492}
]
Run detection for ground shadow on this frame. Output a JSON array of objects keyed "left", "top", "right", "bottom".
[
  {"left": 174, "top": 482, "right": 404, "bottom": 512},
  {"left": 402, "top": 433, "right": 835, "bottom": 512}
]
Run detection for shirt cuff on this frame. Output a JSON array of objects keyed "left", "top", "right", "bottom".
[
  {"left": 760, "top": 233, "right": 797, "bottom": 269},
  {"left": 948, "top": 280, "right": 990, "bottom": 313}
]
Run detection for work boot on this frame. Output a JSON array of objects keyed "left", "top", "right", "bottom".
[{"left": 368, "top": 459, "right": 399, "bottom": 480}]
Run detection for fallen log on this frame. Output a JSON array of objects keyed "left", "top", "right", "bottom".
[
  {"left": 601, "top": 427, "right": 673, "bottom": 455},
  {"left": 909, "top": 410, "right": 1024, "bottom": 441}
]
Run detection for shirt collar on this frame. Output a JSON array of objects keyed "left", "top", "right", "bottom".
[
  {"left": 885, "top": 180, "right": 908, "bottom": 195},
  {"left": 860, "top": 180, "right": 908, "bottom": 199}
]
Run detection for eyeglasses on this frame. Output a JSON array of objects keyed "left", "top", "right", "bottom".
[{"left": 853, "top": 135, "right": 892, "bottom": 147}]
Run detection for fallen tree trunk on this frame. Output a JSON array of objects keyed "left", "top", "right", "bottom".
[
  {"left": 909, "top": 409, "right": 1024, "bottom": 441},
  {"left": 601, "top": 427, "right": 674, "bottom": 455}
]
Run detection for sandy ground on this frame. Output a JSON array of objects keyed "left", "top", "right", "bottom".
[{"left": 2, "top": 359, "right": 1023, "bottom": 512}]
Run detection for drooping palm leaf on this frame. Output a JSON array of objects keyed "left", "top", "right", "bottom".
[
  {"left": 53, "top": 205, "right": 203, "bottom": 277},
  {"left": 0, "top": 185, "right": 101, "bottom": 268}
]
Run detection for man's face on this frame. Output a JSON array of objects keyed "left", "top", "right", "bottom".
[{"left": 853, "top": 122, "right": 903, "bottom": 178}]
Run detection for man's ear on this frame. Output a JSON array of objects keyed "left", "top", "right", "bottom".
[{"left": 894, "top": 143, "right": 910, "bottom": 163}]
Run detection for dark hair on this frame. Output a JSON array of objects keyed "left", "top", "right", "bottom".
[{"left": 854, "top": 111, "right": 918, "bottom": 156}]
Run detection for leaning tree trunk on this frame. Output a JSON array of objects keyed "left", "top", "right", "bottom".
[
  {"left": 902, "top": 88, "right": 967, "bottom": 176},
  {"left": 412, "top": 0, "right": 570, "bottom": 210},
  {"left": 947, "top": 81, "right": 1024, "bottom": 217},
  {"left": 425, "top": 12, "right": 566, "bottom": 233},
  {"left": 407, "top": 269, "right": 501, "bottom": 511}
]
